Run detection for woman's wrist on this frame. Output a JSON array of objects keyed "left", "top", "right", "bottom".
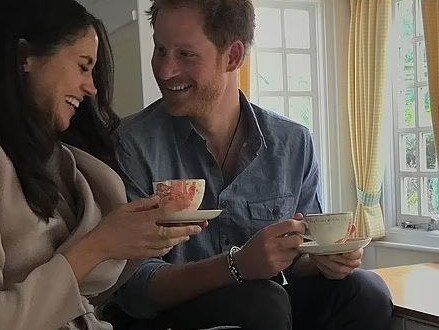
[{"left": 64, "top": 231, "right": 108, "bottom": 281}]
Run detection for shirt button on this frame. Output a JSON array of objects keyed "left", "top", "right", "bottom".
[
  {"left": 224, "top": 238, "right": 230, "bottom": 245},
  {"left": 220, "top": 200, "right": 230, "bottom": 208},
  {"left": 271, "top": 207, "right": 280, "bottom": 217}
]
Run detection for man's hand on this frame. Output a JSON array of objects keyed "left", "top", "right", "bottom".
[
  {"left": 309, "top": 248, "right": 363, "bottom": 279},
  {"left": 233, "top": 215, "right": 306, "bottom": 280}
]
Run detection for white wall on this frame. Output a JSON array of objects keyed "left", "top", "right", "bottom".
[
  {"left": 110, "top": 21, "right": 143, "bottom": 117},
  {"left": 77, "top": 0, "right": 137, "bottom": 33},
  {"left": 76, "top": 0, "right": 160, "bottom": 117},
  {"left": 137, "top": 0, "right": 161, "bottom": 107}
]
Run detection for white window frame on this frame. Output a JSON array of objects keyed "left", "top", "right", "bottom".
[
  {"left": 388, "top": 0, "right": 438, "bottom": 226},
  {"left": 380, "top": 0, "right": 439, "bottom": 250},
  {"left": 250, "top": 0, "right": 331, "bottom": 209}
]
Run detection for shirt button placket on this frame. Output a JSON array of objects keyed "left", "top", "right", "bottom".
[{"left": 220, "top": 200, "right": 230, "bottom": 209}]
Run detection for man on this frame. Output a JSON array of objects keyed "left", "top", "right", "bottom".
[{"left": 112, "top": 1, "right": 393, "bottom": 329}]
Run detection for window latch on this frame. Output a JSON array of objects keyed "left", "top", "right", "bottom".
[{"left": 401, "top": 218, "right": 439, "bottom": 231}]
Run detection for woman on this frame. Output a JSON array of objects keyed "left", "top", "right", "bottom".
[{"left": 0, "top": 1, "right": 202, "bottom": 329}]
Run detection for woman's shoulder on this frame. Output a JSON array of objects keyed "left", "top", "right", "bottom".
[
  {"left": 0, "top": 145, "right": 16, "bottom": 178},
  {"left": 62, "top": 144, "right": 127, "bottom": 213}
]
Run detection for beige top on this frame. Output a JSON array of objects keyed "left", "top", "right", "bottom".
[{"left": 0, "top": 144, "right": 127, "bottom": 330}]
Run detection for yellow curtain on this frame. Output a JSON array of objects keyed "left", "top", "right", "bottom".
[
  {"left": 239, "top": 56, "right": 251, "bottom": 97},
  {"left": 348, "top": 0, "right": 391, "bottom": 238},
  {"left": 422, "top": 1, "right": 439, "bottom": 153}
]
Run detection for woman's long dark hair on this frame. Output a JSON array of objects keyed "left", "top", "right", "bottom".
[
  {"left": 60, "top": 18, "right": 120, "bottom": 171},
  {"left": 0, "top": 0, "right": 119, "bottom": 220}
]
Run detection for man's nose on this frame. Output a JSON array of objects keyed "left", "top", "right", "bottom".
[{"left": 156, "top": 55, "right": 180, "bottom": 80}]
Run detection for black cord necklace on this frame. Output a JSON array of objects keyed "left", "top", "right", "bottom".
[{"left": 220, "top": 109, "right": 242, "bottom": 171}]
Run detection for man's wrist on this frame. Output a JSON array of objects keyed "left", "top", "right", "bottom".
[{"left": 226, "top": 246, "right": 245, "bottom": 284}]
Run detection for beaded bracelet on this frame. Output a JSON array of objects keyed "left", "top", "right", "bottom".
[{"left": 226, "top": 246, "right": 245, "bottom": 284}]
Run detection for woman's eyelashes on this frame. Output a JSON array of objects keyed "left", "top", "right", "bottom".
[{"left": 79, "top": 63, "right": 91, "bottom": 73}]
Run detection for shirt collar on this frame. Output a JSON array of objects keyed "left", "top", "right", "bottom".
[
  {"left": 239, "top": 90, "right": 267, "bottom": 150},
  {"left": 168, "top": 90, "right": 267, "bottom": 149}
]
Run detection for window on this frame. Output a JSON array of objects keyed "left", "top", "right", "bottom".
[
  {"left": 250, "top": 0, "right": 322, "bottom": 157},
  {"left": 391, "top": 0, "right": 438, "bottom": 224}
]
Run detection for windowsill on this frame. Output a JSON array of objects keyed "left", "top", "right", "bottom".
[{"left": 374, "top": 227, "right": 439, "bottom": 252}]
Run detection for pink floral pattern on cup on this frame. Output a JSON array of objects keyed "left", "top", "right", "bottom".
[{"left": 153, "top": 179, "right": 205, "bottom": 211}]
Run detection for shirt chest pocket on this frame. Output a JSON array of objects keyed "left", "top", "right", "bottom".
[{"left": 247, "top": 195, "right": 297, "bottom": 234}]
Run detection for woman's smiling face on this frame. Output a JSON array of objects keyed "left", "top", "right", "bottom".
[{"left": 24, "top": 26, "right": 99, "bottom": 132}]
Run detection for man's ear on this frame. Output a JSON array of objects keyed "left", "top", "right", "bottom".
[
  {"left": 17, "top": 39, "right": 32, "bottom": 73},
  {"left": 226, "top": 40, "right": 246, "bottom": 72}
]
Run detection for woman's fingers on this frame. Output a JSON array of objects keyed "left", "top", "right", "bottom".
[
  {"left": 124, "top": 195, "right": 160, "bottom": 212},
  {"left": 157, "top": 224, "right": 202, "bottom": 239},
  {"left": 146, "top": 235, "right": 191, "bottom": 249}
]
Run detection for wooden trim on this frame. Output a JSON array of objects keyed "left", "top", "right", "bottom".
[{"left": 372, "top": 263, "right": 439, "bottom": 326}]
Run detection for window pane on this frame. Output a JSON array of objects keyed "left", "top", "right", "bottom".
[
  {"left": 416, "top": 41, "right": 428, "bottom": 82},
  {"left": 420, "top": 132, "right": 437, "bottom": 171},
  {"left": 400, "top": 133, "right": 418, "bottom": 171},
  {"left": 401, "top": 177, "right": 419, "bottom": 215},
  {"left": 284, "top": 9, "right": 310, "bottom": 49},
  {"left": 398, "top": 45, "right": 414, "bottom": 85},
  {"left": 288, "top": 96, "right": 313, "bottom": 132},
  {"left": 256, "top": 52, "right": 284, "bottom": 91},
  {"left": 286, "top": 54, "right": 311, "bottom": 91},
  {"left": 397, "top": 88, "right": 415, "bottom": 128},
  {"left": 418, "top": 86, "right": 431, "bottom": 127},
  {"left": 395, "top": 0, "right": 414, "bottom": 42},
  {"left": 259, "top": 96, "right": 285, "bottom": 117},
  {"left": 255, "top": 8, "right": 282, "bottom": 48},
  {"left": 415, "top": 0, "right": 424, "bottom": 37},
  {"left": 421, "top": 177, "right": 439, "bottom": 216}
]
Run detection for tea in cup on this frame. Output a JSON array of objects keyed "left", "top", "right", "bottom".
[
  {"left": 152, "top": 179, "right": 205, "bottom": 211},
  {"left": 304, "top": 212, "right": 354, "bottom": 245}
]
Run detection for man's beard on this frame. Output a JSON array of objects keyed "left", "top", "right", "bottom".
[
  {"left": 184, "top": 79, "right": 223, "bottom": 117},
  {"left": 163, "top": 63, "right": 224, "bottom": 117}
]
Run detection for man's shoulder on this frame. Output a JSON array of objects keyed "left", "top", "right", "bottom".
[
  {"left": 251, "top": 103, "right": 311, "bottom": 139},
  {"left": 117, "top": 99, "right": 171, "bottom": 139}
]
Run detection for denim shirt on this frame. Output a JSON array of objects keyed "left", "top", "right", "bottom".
[{"left": 112, "top": 92, "right": 323, "bottom": 317}]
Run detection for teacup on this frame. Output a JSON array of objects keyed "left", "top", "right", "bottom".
[
  {"left": 304, "top": 212, "right": 354, "bottom": 245},
  {"left": 152, "top": 179, "right": 205, "bottom": 211}
]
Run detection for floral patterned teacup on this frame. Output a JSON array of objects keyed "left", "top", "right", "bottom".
[{"left": 152, "top": 179, "right": 205, "bottom": 211}]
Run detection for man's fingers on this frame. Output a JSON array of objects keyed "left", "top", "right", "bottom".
[
  {"left": 312, "top": 255, "right": 357, "bottom": 276},
  {"left": 340, "top": 248, "right": 363, "bottom": 260},
  {"left": 328, "top": 253, "right": 362, "bottom": 268},
  {"left": 276, "top": 234, "right": 304, "bottom": 249},
  {"left": 265, "top": 219, "right": 306, "bottom": 238}
]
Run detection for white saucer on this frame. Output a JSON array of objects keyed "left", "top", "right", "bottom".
[
  {"left": 298, "top": 237, "right": 372, "bottom": 255},
  {"left": 158, "top": 209, "right": 222, "bottom": 224}
]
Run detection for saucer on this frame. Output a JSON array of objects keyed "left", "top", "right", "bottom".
[
  {"left": 157, "top": 209, "right": 222, "bottom": 225},
  {"left": 298, "top": 237, "right": 372, "bottom": 255}
]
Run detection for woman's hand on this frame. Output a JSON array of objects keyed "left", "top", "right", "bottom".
[
  {"left": 91, "top": 195, "right": 202, "bottom": 259},
  {"left": 65, "top": 195, "right": 202, "bottom": 281}
]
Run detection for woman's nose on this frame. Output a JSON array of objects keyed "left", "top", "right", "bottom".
[{"left": 83, "top": 75, "right": 97, "bottom": 96}]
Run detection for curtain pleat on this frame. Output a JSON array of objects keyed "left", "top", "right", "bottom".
[
  {"left": 348, "top": 0, "right": 391, "bottom": 238},
  {"left": 421, "top": 0, "right": 439, "bottom": 154}
]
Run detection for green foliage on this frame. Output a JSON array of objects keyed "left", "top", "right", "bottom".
[{"left": 404, "top": 89, "right": 415, "bottom": 126}]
